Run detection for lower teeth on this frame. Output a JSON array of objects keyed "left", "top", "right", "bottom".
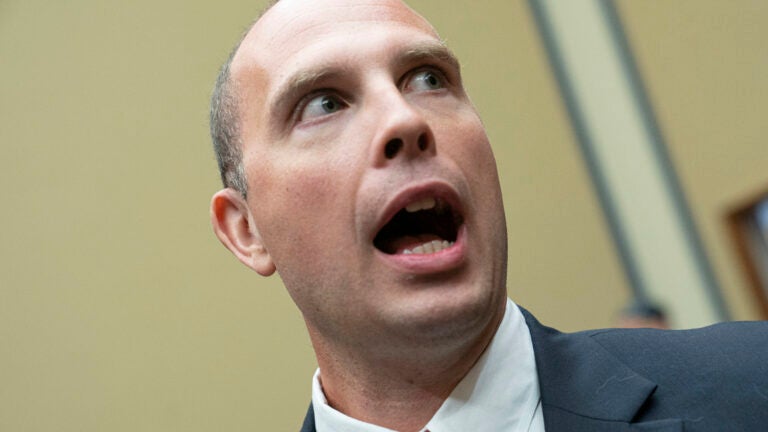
[{"left": 403, "top": 240, "right": 454, "bottom": 255}]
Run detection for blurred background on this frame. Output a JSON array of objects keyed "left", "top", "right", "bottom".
[{"left": 1, "top": 0, "right": 766, "bottom": 430}]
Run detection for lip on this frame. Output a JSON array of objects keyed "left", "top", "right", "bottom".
[
  {"left": 377, "top": 224, "right": 467, "bottom": 274},
  {"left": 372, "top": 180, "right": 467, "bottom": 274}
]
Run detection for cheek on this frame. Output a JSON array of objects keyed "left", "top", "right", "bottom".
[
  {"left": 273, "top": 172, "right": 335, "bottom": 231},
  {"left": 254, "top": 160, "right": 368, "bottom": 321},
  {"left": 254, "top": 158, "right": 357, "bottom": 266},
  {"left": 443, "top": 115, "right": 500, "bottom": 185},
  {"left": 445, "top": 115, "right": 506, "bottom": 227}
]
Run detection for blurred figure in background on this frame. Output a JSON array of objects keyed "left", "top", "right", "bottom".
[{"left": 616, "top": 298, "right": 670, "bottom": 329}]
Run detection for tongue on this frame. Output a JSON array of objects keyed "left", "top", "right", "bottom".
[{"left": 389, "top": 234, "right": 444, "bottom": 254}]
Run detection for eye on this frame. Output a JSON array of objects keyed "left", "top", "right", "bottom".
[
  {"left": 299, "top": 93, "right": 347, "bottom": 122},
  {"left": 405, "top": 69, "right": 446, "bottom": 92}
]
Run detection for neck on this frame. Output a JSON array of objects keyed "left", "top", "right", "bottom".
[{"left": 309, "top": 302, "right": 506, "bottom": 432}]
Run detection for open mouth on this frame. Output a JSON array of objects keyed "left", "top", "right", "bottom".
[{"left": 373, "top": 196, "right": 464, "bottom": 255}]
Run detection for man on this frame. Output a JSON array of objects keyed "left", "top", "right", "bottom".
[{"left": 209, "top": 1, "right": 768, "bottom": 431}]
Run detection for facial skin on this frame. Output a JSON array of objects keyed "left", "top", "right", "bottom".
[{"left": 211, "top": 0, "right": 509, "bottom": 426}]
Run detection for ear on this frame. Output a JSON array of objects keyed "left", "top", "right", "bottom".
[{"left": 210, "top": 188, "right": 276, "bottom": 276}]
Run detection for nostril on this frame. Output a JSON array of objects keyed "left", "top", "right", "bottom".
[
  {"left": 385, "top": 139, "right": 403, "bottom": 159},
  {"left": 417, "top": 134, "right": 428, "bottom": 151}
]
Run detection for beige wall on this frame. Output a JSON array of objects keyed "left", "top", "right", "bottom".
[
  {"left": 617, "top": 0, "right": 768, "bottom": 320},
  {"left": 0, "top": 0, "right": 763, "bottom": 430}
]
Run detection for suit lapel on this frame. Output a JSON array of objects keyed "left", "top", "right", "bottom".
[
  {"left": 542, "top": 409, "right": 683, "bottom": 431},
  {"left": 520, "top": 308, "right": 682, "bottom": 432}
]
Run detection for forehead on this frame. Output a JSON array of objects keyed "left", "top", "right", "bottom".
[
  {"left": 264, "top": 0, "right": 434, "bottom": 35},
  {"left": 230, "top": 0, "right": 441, "bottom": 89},
  {"left": 255, "top": 0, "right": 436, "bottom": 48}
]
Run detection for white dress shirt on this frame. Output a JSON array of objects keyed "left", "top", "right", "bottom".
[{"left": 311, "top": 298, "right": 545, "bottom": 431}]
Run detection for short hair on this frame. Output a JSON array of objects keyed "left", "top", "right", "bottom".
[{"left": 209, "top": 1, "right": 280, "bottom": 198}]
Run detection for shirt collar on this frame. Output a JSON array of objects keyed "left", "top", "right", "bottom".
[{"left": 311, "top": 299, "right": 541, "bottom": 432}]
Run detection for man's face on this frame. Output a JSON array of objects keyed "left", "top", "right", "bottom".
[{"left": 229, "top": 0, "right": 508, "bottom": 349}]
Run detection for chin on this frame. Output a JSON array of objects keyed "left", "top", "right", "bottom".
[{"left": 383, "top": 278, "right": 505, "bottom": 345}]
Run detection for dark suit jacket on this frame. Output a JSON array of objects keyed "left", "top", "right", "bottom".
[{"left": 300, "top": 308, "right": 768, "bottom": 431}]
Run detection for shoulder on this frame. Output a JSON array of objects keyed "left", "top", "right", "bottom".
[
  {"left": 591, "top": 321, "right": 768, "bottom": 402},
  {"left": 589, "top": 322, "right": 768, "bottom": 426},
  {"left": 528, "top": 316, "right": 768, "bottom": 391},
  {"left": 587, "top": 320, "right": 768, "bottom": 367},
  {"left": 521, "top": 306, "right": 768, "bottom": 387},
  {"left": 522, "top": 308, "right": 768, "bottom": 427}
]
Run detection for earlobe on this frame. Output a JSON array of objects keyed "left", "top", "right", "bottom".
[{"left": 210, "top": 188, "right": 277, "bottom": 276}]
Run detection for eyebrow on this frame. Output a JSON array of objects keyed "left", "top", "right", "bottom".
[
  {"left": 269, "top": 67, "right": 344, "bottom": 121},
  {"left": 268, "top": 41, "right": 462, "bottom": 121},
  {"left": 397, "top": 42, "right": 461, "bottom": 76}
]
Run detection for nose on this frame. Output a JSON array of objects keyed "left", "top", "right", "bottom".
[{"left": 370, "top": 91, "right": 436, "bottom": 167}]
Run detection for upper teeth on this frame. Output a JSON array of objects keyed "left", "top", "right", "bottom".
[{"left": 405, "top": 197, "right": 436, "bottom": 213}]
